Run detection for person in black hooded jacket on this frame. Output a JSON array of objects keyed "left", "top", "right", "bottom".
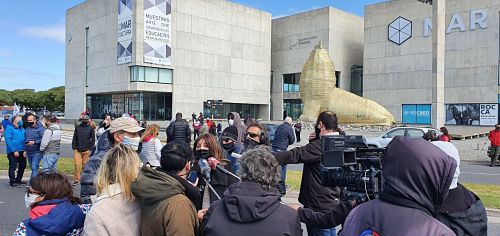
[
  {"left": 340, "top": 136, "right": 457, "bottom": 236},
  {"left": 201, "top": 146, "right": 302, "bottom": 236},
  {"left": 166, "top": 112, "right": 191, "bottom": 144}
]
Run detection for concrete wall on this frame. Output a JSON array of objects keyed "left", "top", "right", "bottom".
[
  {"left": 271, "top": 7, "right": 364, "bottom": 120},
  {"left": 66, "top": 0, "right": 272, "bottom": 120},
  {"left": 364, "top": 0, "right": 500, "bottom": 122}
]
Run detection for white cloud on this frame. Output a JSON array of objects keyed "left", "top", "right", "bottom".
[{"left": 20, "top": 24, "right": 65, "bottom": 43}]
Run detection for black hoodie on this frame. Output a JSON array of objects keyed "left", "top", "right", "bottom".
[
  {"left": 341, "top": 136, "right": 457, "bottom": 236},
  {"left": 201, "top": 182, "right": 302, "bottom": 236}
]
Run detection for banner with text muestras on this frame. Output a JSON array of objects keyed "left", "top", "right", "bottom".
[{"left": 143, "top": 0, "right": 171, "bottom": 65}]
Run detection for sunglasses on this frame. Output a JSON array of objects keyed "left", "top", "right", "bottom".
[{"left": 246, "top": 132, "right": 260, "bottom": 138}]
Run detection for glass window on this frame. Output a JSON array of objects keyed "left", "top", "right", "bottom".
[
  {"left": 385, "top": 129, "right": 405, "bottom": 138},
  {"left": 159, "top": 69, "right": 172, "bottom": 83},
  {"left": 145, "top": 67, "right": 159, "bottom": 82},
  {"left": 283, "top": 73, "right": 300, "bottom": 92},
  {"left": 407, "top": 129, "right": 425, "bottom": 138}
]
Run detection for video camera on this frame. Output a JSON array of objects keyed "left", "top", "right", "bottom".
[{"left": 320, "top": 135, "right": 384, "bottom": 203}]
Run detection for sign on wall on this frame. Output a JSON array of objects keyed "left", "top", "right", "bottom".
[
  {"left": 445, "top": 104, "right": 497, "bottom": 126},
  {"left": 480, "top": 104, "right": 498, "bottom": 126},
  {"left": 117, "top": 0, "right": 133, "bottom": 64},
  {"left": 402, "top": 104, "right": 431, "bottom": 124},
  {"left": 143, "top": 0, "right": 171, "bottom": 65}
]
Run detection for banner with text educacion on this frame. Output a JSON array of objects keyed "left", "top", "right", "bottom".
[
  {"left": 117, "top": 0, "right": 133, "bottom": 64},
  {"left": 143, "top": 0, "right": 171, "bottom": 65}
]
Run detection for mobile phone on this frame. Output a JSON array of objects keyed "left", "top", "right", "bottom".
[{"left": 187, "top": 171, "right": 198, "bottom": 183}]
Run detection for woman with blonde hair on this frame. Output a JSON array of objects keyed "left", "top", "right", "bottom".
[
  {"left": 139, "top": 124, "right": 162, "bottom": 167},
  {"left": 83, "top": 144, "right": 141, "bottom": 236},
  {"left": 193, "top": 133, "right": 237, "bottom": 208}
]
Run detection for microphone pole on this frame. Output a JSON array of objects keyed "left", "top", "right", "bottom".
[
  {"left": 215, "top": 165, "right": 241, "bottom": 180},
  {"left": 203, "top": 177, "right": 222, "bottom": 200}
]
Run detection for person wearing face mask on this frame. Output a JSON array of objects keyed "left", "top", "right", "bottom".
[
  {"left": 227, "top": 112, "right": 246, "bottom": 149},
  {"left": 39, "top": 115, "right": 61, "bottom": 171},
  {"left": 488, "top": 124, "right": 500, "bottom": 167},
  {"left": 4, "top": 115, "right": 27, "bottom": 188},
  {"left": 72, "top": 115, "right": 96, "bottom": 186},
  {"left": 97, "top": 114, "right": 112, "bottom": 139},
  {"left": 242, "top": 123, "right": 270, "bottom": 152},
  {"left": 220, "top": 126, "right": 242, "bottom": 174},
  {"left": 14, "top": 172, "right": 86, "bottom": 236},
  {"left": 193, "top": 133, "right": 236, "bottom": 208},
  {"left": 132, "top": 141, "right": 201, "bottom": 236},
  {"left": 80, "top": 117, "right": 144, "bottom": 203},
  {"left": 273, "top": 111, "right": 343, "bottom": 236},
  {"left": 24, "top": 114, "right": 45, "bottom": 182},
  {"left": 139, "top": 124, "right": 163, "bottom": 167}
]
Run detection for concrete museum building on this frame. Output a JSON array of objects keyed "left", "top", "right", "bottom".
[
  {"left": 364, "top": 0, "right": 500, "bottom": 126},
  {"left": 65, "top": 0, "right": 365, "bottom": 121}
]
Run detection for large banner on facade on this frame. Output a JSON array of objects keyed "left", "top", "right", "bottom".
[
  {"left": 402, "top": 104, "right": 431, "bottom": 124},
  {"left": 143, "top": 0, "right": 171, "bottom": 65},
  {"left": 117, "top": 0, "right": 133, "bottom": 64},
  {"left": 480, "top": 104, "right": 498, "bottom": 126}
]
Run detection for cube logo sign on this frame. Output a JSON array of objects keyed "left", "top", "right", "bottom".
[{"left": 388, "top": 17, "right": 412, "bottom": 45}]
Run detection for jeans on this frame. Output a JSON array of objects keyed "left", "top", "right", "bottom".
[
  {"left": 42, "top": 153, "right": 59, "bottom": 171},
  {"left": 272, "top": 147, "right": 287, "bottom": 195},
  {"left": 27, "top": 152, "right": 43, "bottom": 181},
  {"left": 307, "top": 226, "right": 336, "bottom": 236},
  {"left": 7, "top": 152, "right": 27, "bottom": 185}
]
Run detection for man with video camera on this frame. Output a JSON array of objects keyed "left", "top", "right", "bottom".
[{"left": 273, "top": 111, "right": 351, "bottom": 236}]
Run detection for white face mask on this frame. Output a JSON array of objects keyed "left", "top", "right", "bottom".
[
  {"left": 123, "top": 136, "right": 141, "bottom": 151},
  {"left": 25, "top": 193, "right": 40, "bottom": 209},
  {"left": 228, "top": 119, "right": 234, "bottom": 126}
]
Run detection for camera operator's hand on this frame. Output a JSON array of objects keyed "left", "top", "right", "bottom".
[{"left": 308, "top": 132, "right": 317, "bottom": 141}]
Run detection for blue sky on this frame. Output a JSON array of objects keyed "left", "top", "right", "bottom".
[{"left": 0, "top": 0, "right": 385, "bottom": 91}]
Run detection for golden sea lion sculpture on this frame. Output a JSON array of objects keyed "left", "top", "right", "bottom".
[{"left": 299, "top": 43, "right": 395, "bottom": 126}]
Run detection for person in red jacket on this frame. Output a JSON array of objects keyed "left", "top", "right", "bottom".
[
  {"left": 488, "top": 124, "right": 500, "bottom": 167},
  {"left": 439, "top": 127, "right": 451, "bottom": 142}
]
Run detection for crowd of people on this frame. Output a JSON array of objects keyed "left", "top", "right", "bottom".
[{"left": 2, "top": 110, "right": 491, "bottom": 236}]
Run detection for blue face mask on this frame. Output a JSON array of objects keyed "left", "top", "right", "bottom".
[
  {"left": 17, "top": 120, "right": 23, "bottom": 127},
  {"left": 122, "top": 136, "right": 141, "bottom": 151}
]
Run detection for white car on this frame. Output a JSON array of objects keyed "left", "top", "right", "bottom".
[{"left": 365, "top": 127, "right": 440, "bottom": 148}]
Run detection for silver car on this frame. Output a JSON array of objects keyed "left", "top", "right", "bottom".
[{"left": 365, "top": 127, "right": 440, "bottom": 148}]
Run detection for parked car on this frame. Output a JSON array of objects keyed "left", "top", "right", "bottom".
[
  {"left": 262, "top": 123, "right": 278, "bottom": 143},
  {"left": 365, "top": 127, "right": 440, "bottom": 148},
  {"left": 53, "top": 111, "right": 65, "bottom": 118}
]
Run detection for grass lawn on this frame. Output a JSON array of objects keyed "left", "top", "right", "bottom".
[
  {"left": 0, "top": 154, "right": 74, "bottom": 174},
  {"left": 286, "top": 170, "right": 500, "bottom": 210}
]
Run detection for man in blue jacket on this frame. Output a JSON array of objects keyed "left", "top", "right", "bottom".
[
  {"left": 24, "top": 114, "right": 45, "bottom": 182},
  {"left": 272, "top": 117, "right": 295, "bottom": 196}
]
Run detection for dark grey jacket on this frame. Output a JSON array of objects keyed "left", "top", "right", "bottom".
[
  {"left": 80, "top": 130, "right": 112, "bottom": 203},
  {"left": 272, "top": 122, "right": 295, "bottom": 150},
  {"left": 201, "top": 182, "right": 302, "bottom": 236},
  {"left": 341, "top": 137, "right": 457, "bottom": 236}
]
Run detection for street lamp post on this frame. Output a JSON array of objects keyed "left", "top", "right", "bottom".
[{"left": 418, "top": 0, "right": 445, "bottom": 129}]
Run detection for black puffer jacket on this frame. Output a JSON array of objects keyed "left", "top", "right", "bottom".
[
  {"left": 80, "top": 130, "right": 112, "bottom": 203},
  {"left": 167, "top": 119, "right": 191, "bottom": 144},
  {"left": 201, "top": 182, "right": 302, "bottom": 236},
  {"left": 437, "top": 183, "right": 488, "bottom": 236},
  {"left": 341, "top": 137, "right": 457, "bottom": 236}
]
